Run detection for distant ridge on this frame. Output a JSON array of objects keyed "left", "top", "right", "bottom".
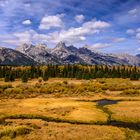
[
  {"left": 0, "top": 47, "right": 37, "bottom": 66},
  {"left": 0, "top": 42, "right": 140, "bottom": 66}
]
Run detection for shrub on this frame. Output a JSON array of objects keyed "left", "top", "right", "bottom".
[
  {"left": 63, "top": 80, "right": 68, "bottom": 85},
  {"left": 4, "top": 88, "right": 22, "bottom": 95},
  {"left": 38, "top": 77, "right": 43, "bottom": 83},
  {"left": 101, "top": 81, "right": 133, "bottom": 91},
  {"left": 0, "top": 126, "right": 32, "bottom": 138},
  {"left": 0, "top": 84, "right": 12, "bottom": 91},
  {"left": 0, "top": 89, "right": 3, "bottom": 94},
  {"left": 25, "top": 87, "right": 39, "bottom": 94},
  {"left": 97, "top": 79, "right": 106, "bottom": 84},
  {"left": 121, "top": 89, "right": 140, "bottom": 96},
  {"left": 35, "top": 82, "right": 42, "bottom": 88},
  {"left": 39, "top": 87, "right": 54, "bottom": 94}
]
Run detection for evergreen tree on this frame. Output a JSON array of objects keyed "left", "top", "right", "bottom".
[
  {"left": 43, "top": 70, "right": 49, "bottom": 81},
  {"left": 9, "top": 72, "right": 15, "bottom": 82},
  {"left": 21, "top": 72, "right": 28, "bottom": 83},
  {"left": 130, "top": 72, "right": 139, "bottom": 81},
  {"left": 4, "top": 73, "right": 10, "bottom": 82}
]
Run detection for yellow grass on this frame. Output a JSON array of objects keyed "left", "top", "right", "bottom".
[
  {"left": 46, "top": 78, "right": 88, "bottom": 85},
  {"left": 107, "top": 101, "right": 140, "bottom": 123},
  {"left": 1, "top": 120, "right": 126, "bottom": 140},
  {"left": 0, "top": 78, "right": 87, "bottom": 87},
  {"left": 0, "top": 78, "right": 140, "bottom": 139},
  {"left": 0, "top": 98, "right": 108, "bottom": 123}
]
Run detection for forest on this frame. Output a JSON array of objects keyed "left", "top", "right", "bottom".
[{"left": 0, "top": 65, "right": 140, "bottom": 82}]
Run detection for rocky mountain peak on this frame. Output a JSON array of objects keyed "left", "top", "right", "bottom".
[
  {"left": 54, "top": 41, "right": 67, "bottom": 50},
  {"left": 0, "top": 46, "right": 4, "bottom": 50},
  {"left": 5, "top": 41, "right": 140, "bottom": 66},
  {"left": 0, "top": 47, "right": 37, "bottom": 65},
  {"left": 16, "top": 43, "right": 35, "bottom": 53},
  {"left": 67, "top": 45, "right": 78, "bottom": 53},
  {"left": 35, "top": 43, "right": 50, "bottom": 52},
  {"left": 82, "top": 44, "right": 90, "bottom": 49},
  {"left": 136, "top": 54, "right": 140, "bottom": 58},
  {"left": 51, "top": 42, "right": 70, "bottom": 58}
]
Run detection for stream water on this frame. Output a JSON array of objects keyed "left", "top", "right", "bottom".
[{"left": 96, "top": 99, "right": 119, "bottom": 106}]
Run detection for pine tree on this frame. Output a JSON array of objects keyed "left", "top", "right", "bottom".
[
  {"left": 9, "top": 72, "right": 15, "bottom": 82},
  {"left": 21, "top": 72, "right": 28, "bottom": 83},
  {"left": 130, "top": 72, "right": 139, "bottom": 81},
  {"left": 43, "top": 70, "right": 49, "bottom": 81},
  {"left": 4, "top": 73, "right": 10, "bottom": 82}
]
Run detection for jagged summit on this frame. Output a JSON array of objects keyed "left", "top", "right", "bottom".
[
  {"left": 16, "top": 43, "right": 35, "bottom": 54},
  {"left": 0, "top": 47, "right": 37, "bottom": 65},
  {"left": 1, "top": 41, "right": 140, "bottom": 66},
  {"left": 55, "top": 41, "right": 67, "bottom": 48},
  {"left": 16, "top": 43, "right": 59, "bottom": 65},
  {"left": 51, "top": 42, "right": 72, "bottom": 58}
]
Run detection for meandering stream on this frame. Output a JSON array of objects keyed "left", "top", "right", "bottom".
[{"left": 96, "top": 99, "right": 119, "bottom": 106}]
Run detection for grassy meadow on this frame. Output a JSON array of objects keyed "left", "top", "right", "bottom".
[{"left": 0, "top": 78, "right": 140, "bottom": 139}]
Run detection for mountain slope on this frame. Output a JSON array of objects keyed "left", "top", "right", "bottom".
[
  {"left": 0, "top": 47, "right": 37, "bottom": 65},
  {"left": 17, "top": 44, "right": 61, "bottom": 64},
  {"left": 13, "top": 42, "right": 140, "bottom": 66},
  {"left": 51, "top": 42, "right": 129, "bottom": 65},
  {"left": 51, "top": 42, "right": 84, "bottom": 64},
  {"left": 114, "top": 53, "right": 140, "bottom": 66},
  {"left": 77, "top": 47, "right": 129, "bottom": 65}
]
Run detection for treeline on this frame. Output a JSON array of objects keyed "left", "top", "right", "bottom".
[{"left": 0, "top": 65, "right": 140, "bottom": 82}]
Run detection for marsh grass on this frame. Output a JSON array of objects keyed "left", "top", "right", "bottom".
[
  {"left": 107, "top": 101, "right": 140, "bottom": 124},
  {"left": 1, "top": 78, "right": 140, "bottom": 99},
  {"left": 0, "top": 98, "right": 108, "bottom": 124},
  {"left": 0, "top": 78, "right": 140, "bottom": 139},
  {"left": 0, "top": 126, "right": 33, "bottom": 138},
  {"left": 120, "top": 89, "right": 140, "bottom": 96}
]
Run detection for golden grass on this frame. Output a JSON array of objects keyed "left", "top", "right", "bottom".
[
  {"left": 0, "top": 98, "right": 108, "bottom": 124},
  {"left": 1, "top": 120, "right": 126, "bottom": 140},
  {"left": 0, "top": 78, "right": 140, "bottom": 139},
  {"left": 0, "top": 78, "right": 86, "bottom": 87},
  {"left": 46, "top": 78, "right": 87, "bottom": 85},
  {"left": 107, "top": 101, "right": 140, "bottom": 123},
  {"left": 0, "top": 126, "right": 33, "bottom": 139},
  {"left": 0, "top": 118, "right": 139, "bottom": 140},
  {"left": 0, "top": 79, "right": 37, "bottom": 87},
  {"left": 23, "top": 123, "right": 126, "bottom": 140}
]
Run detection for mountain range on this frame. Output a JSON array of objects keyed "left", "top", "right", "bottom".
[{"left": 0, "top": 42, "right": 140, "bottom": 66}]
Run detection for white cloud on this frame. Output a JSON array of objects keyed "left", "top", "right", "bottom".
[
  {"left": 1, "top": 19, "right": 110, "bottom": 46},
  {"left": 136, "top": 33, "right": 140, "bottom": 43},
  {"left": 0, "top": 0, "right": 9, "bottom": 7},
  {"left": 44, "top": 19, "right": 110, "bottom": 44},
  {"left": 22, "top": 19, "right": 32, "bottom": 25},
  {"left": 2, "top": 30, "right": 35, "bottom": 45},
  {"left": 125, "top": 28, "right": 140, "bottom": 43},
  {"left": 126, "top": 29, "right": 135, "bottom": 35},
  {"left": 137, "top": 48, "right": 140, "bottom": 51},
  {"left": 128, "top": 8, "right": 138, "bottom": 17},
  {"left": 111, "top": 37, "right": 126, "bottom": 43},
  {"left": 75, "top": 14, "right": 85, "bottom": 23},
  {"left": 136, "top": 28, "right": 140, "bottom": 32},
  {"left": 89, "top": 43, "right": 111, "bottom": 50},
  {"left": 39, "top": 14, "right": 64, "bottom": 30},
  {"left": 24, "top": 3, "right": 31, "bottom": 8}
]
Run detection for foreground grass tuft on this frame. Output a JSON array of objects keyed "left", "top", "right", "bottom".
[{"left": 0, "top": 126, "right": 33, "bottom": 138}]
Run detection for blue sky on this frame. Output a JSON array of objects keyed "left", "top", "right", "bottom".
[{"left": 0, "top": 0, "right": 140, "bottom": 54}]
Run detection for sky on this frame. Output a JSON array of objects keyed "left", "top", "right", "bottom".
[{"left": 0, "top": 0, "right": 140, "bottom": 54}]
